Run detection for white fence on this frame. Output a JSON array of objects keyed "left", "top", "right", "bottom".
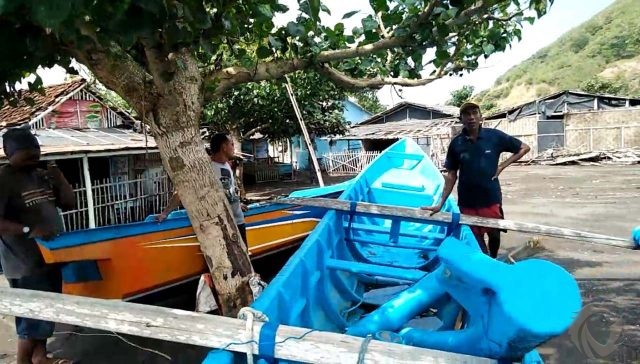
[
  {"left": 60, "top": 173, "right": 173, "bottom": 231},
  {"left": 321, "top": 151, "right": 381, "bottom": 176}
]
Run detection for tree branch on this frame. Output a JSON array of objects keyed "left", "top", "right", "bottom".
[
  {"left": 242, "top": 124, "right": 269, "bottom": 139},
  {"left": 485, "top": 11, "right": 524, "bottom": 22},
  {"left": 207, "top": 58, "right": 311, "bottom": 98},
  {"left": 376, "top": 12, "right": 391, "bottom": 38},
  {"left": 205, "top": 0, "right": 491, "bottom": 99},
  {"left": 68, "top": 42, "right": 157, "bottom": 120},
  {"left": 317, "top": 64, "right": 446, "bottom": 89}
]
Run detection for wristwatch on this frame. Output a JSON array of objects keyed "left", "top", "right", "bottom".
[{"left": 22, "top": 226, "right": 30, "bottom": 235}]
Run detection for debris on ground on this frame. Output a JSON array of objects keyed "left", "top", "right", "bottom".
[{"left": 530, "top": 148, "right": 640, "bottom": 166}]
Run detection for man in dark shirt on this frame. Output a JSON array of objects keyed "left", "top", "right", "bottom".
[
  {"left": 422, "top": 102, "right": 530, "bottom": 258},
  {"left": 0, "top": 127, "right": 75, "bottom": 364}
]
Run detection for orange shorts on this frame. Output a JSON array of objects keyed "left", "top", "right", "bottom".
[{"left": 460, "top": 204, "right": 503, "bottom": 237}]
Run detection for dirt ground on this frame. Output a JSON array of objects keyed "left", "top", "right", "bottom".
[{"left": 1, "top": 164, "right": 639, "bottom": 363}]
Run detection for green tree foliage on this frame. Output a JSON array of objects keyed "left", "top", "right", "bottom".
[
  {"left": 349, "top": 90, "right": 385, "bottom": 114},
  {"left": 447, "top": 85, "right": 475, "bottom": 107},
  {"left": 0, "top": 0, "right": 553, "bottom": 105},
  {"left": 579, "top": 76, "right": 628, "bottom": 96},
  {"left": 204, "top": 71, "right": 348, "bottom": 139}
]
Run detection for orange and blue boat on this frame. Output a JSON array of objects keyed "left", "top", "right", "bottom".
[{"left": 36, "top": 181, "right": 351, "bottom": 302}]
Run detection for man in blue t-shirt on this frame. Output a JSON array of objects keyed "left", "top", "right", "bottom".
[{"left": 423, "top": 102, "right": 530, "bottom": 258}]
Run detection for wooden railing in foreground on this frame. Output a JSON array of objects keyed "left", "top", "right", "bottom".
[
  {"left": 0, "top": 288, "right": 495, "bottom": 364},
  {"left": 278, "top": 197, "right": 638, "bottom": 250}
]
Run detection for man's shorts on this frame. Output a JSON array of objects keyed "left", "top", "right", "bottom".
[
  {"left": 460, "top": 204, "right": 504, "bottom": 237},
  {"left": 7, "top": 267, "right": 61, "bottom": 340}
]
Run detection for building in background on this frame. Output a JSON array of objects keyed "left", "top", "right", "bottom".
[
  {"left": 484, "top": 90, "right": 640, "bottom": 160},
  {"left": 0, "top": 78, "right": 170, "bottom": 231}
]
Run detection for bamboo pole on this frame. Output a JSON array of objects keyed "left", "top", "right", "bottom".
[
  {"left": 0, "top": 288, "right": 494, "bottom": 364},
  {"left": 284, "top": 75, "right": 324, "bottom": 187},
  {"left": 81, "top": 156, "right": 96, "bottom": 228},
  {"left": 277, "top": 197, "right": 637, "bottom": 250}
]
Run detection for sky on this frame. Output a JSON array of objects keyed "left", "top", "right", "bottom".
[{"left": 33, "top": 0, "right": 616, "bottom": 107}]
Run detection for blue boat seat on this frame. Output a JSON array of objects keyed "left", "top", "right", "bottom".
[
  {"left": 343, "top": 222, "right": 445, "bottom": 240},
  {"left": 346, "top": 236, "right": 582, "bottom": 360},
  {"left": 345, "top": 236, "right": 439, "bottom": 251},
  {"left": 325, "top": 259, "right": 425, "bottom": 282},
  {"left": 383, "top": 151, "right": 425, "bottom": 161},
  {"left": 380, "top": 181, "right": 425, "bottom": 192}
]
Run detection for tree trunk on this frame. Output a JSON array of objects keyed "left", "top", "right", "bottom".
[{"left": 149, "top": 54, "right": 254, "bottom": 317}]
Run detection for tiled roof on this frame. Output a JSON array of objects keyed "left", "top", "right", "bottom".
[{"left": 0, "top": 78, "right": 87, "bottom": 128}]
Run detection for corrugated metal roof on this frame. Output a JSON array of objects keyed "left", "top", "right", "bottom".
[
  {"left": 358, "top": 101, "right": 459, "bottom": 125},
  {"left": 0, "top": 78, "right": 87, "bottom": 128},
  {"left": 0, "top": 128, "right": 157, "bottom": 160},
  {"left": 485, "top": 89, "right": 640, "bottom": 120},
  {"left": 334, "top": 118, "right": 460, "bottom": 140}
]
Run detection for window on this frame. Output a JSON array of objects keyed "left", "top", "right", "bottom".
[{"left": 415, "top": 137, "right": 430, "bottom": 153}]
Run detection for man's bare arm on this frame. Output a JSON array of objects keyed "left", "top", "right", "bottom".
[
  {"left": 157, "top": 191, "right": 181, "bottom": 221},
  {"left": 48, "top": 163, "right": 76, "bottom": 209},
  {"left": 494, "top": 142, "right": 531, "bottom": 179},
  {"left": 0, "top": 219, "right": 24, "bottom": 236},
  {"left": 421, "top": 169, "right": 458, "bottom": 215}
]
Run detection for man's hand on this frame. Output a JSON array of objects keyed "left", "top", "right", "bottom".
[
  {"left": 421, "top": 204, "right": 443, "bottom": 216},
  {"left": 29, "top": 226, "right": 56, "bottom": 241},
  {"left": 492, "top": 164, "right": 506, "bottom": 180},
  {"left": 46, "top": 162, "right": 65, "bottom": 184},
  {"left": 155, "top": 212, "right": 168, "bottom": 222},
  {"left": 241, "top": 203, "right": 248, "bottom": 212}
]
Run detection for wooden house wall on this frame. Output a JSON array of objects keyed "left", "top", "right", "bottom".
[
  {"left": 564, "top": 107, "right": 640, "bottom": 152},
  {"left": 483, "top": 115, "right": 538, "bottom": 160}
]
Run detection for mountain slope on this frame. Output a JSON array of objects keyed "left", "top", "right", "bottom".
[{"left": 476, "top": 0, "right": 640, "bottom": 110}]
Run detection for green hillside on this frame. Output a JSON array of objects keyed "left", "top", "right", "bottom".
[{"left": 475, "top": 0, "right": 640, "bottom": 110}]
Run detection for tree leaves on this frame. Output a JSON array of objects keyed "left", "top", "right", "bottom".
[
  {"left": 308, "top": 0, "right": 321, "bottom": 21},
  {"left": 204, "top": 71, "right": 350, "bottom": 140},
  {"left": 0, "top": 0, "right": 555, "bottom": 108},
  {"left": 342, "top": 10, "right": 359, "bottom": 19}
]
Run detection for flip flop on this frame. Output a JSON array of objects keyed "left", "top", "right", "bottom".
[{"left": 52, "top": 359, "right": 75, "bottom": 364}]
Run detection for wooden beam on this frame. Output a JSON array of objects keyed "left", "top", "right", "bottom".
[
  {"left": 81, "top": 156, "right": 96, "bottom": 228},
  {"left": 284, "top": 76, "right": 324, "bottom": 187},
  {"left": 0, "top": 288, "right": 495, "bottom": 364},
  {"left": 278, "top": 197, "right": 636, "bottom": 250}
]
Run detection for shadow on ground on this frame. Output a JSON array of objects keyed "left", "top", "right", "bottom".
[{"left": 541, "top": 281, "right": 640, "bottom": 364}]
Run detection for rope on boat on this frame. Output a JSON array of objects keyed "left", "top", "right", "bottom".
[
  {"left": 238, "top": 307, "right": 269, "bottom": 364},
  {"left": 356, "top": 334, "right": 373, "bottom": 364}
]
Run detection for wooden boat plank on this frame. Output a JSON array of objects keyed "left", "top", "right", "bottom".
[
  {"left": 282, "top": 197, "right": 635, "bottom": 249},
  {"left": 0, "top": 287, "right": 497, "bottom": 364}
]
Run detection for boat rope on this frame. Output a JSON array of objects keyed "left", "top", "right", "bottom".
[
  {"left": 238, "top": 307, "right": 269, "bottom": 364},
  {"left": 356, "top": 334, "right": 373, "bottom": 364},
  {"left": 446, "top": 211, "right": 461, "bottom": 237},
  {"left": 249, "top": 273, "right": 268, "bottom": 300}
]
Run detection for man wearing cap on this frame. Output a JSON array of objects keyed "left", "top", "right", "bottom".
[
  {"left": 0, "top": 127, "right": 75, "bottom": 364},
  {"left": 422, "top": 102, "right": 530, "bottom": 258}
]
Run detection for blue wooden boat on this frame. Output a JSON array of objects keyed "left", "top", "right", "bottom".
[{"left": 204, "top": 138, "right": 582, "bottom": 363}]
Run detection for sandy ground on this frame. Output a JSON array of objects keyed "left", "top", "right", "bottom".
[{"left": 1, "top": 164, "right": 639, "bottom": 363}]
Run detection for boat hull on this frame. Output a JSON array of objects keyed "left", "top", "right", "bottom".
[
  {"left": 208, "top": 138, "right": 581, "bottom": 363},
  {"left": 37, "top": 182, "right": 351, "bottom": 300}
]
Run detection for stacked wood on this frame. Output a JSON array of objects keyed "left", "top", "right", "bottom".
[{"left": 531, "top": 147, "right": 640, "bottom": 166}]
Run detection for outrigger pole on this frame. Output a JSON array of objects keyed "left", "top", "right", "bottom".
[
  {"left": 284, "top": 75, "right": 325, "bottom": 187},
  {"left": 277, "top": 197, "right": 640, "bottom": 250}
]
